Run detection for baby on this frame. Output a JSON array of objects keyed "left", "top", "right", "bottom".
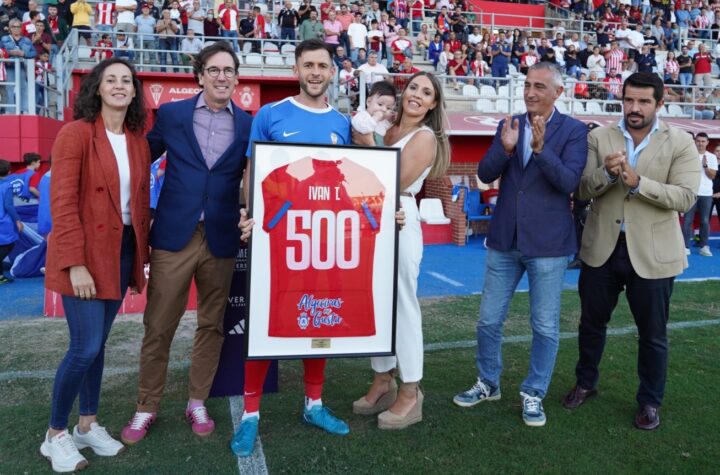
[{"left": 352, "top": 81, "right": 397, "bottom": 138}]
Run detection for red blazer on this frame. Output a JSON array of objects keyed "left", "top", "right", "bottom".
[{"left": 45, "top": 116, "right": 151, "bottom": 300}]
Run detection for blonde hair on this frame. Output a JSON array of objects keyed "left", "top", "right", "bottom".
[{"left": 394, "top": 72, "right": 450, "bottom": 179}]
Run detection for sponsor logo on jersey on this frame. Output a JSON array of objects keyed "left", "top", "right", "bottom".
[{"left": 283, "top": 130, "right": 301, "bottom": 138}]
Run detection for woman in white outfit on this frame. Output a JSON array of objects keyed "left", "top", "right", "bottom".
[{"left": 351, "top": 72, "right": 450, "bottom": 429}]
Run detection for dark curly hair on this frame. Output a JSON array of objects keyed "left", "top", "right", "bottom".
[{"left": 73, "top": 58, "right": 147, "bottom": 132}]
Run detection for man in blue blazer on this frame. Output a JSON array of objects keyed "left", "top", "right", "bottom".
[
  {"left": 122, "top": 41, "right": 254, "bottom": 445},
  {"left": 453, "top": 62, "right": 588, "bottom": 427}
]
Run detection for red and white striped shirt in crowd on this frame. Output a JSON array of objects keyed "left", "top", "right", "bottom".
[
  {"left": 35, "top": 59, "right": 50, "bottom": 84},
  {"left": 694, "top": 14, "right": 709, "bottom": 31},
  {"left": 664, "top": 59, "right": 679, "bottom": 76},
  {"left": 218, "top": 3, "right": 239, "bottom": 31},
  {"left": 392, "top": 0, "right": 408, "bottom": 20},
  {"left": 605, "top": 48, "right": 625, "bottom": 73},
  {"left": 95, "top": 2, "right": 115, "bottom": 26},
  {"left": 604, "top": 75, "right": 622, "bottom": 96},
  {"left": 469, "top": 58, "right": 488, "bottom": 76}
]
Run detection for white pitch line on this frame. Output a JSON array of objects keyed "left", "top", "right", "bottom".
[
  {"left": 229, "top": 396, "right": 268, "bottom": 475},
  {"left": 423, "top": 318, "right": 720, "bottom": 352},
  {"left": 426, "top": 271, "right": 464, "bottom": 287}
]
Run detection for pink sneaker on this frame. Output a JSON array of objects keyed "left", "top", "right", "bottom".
[
  {"left": 185, "top": 405, "right": 215, "bottom": 436},
  {"left": 120, "top": 412, "right": 156, "bottom": 445}
]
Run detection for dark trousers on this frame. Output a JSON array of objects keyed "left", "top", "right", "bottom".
[
  {"left": 0, "top": 242, "right": 15, "bottom": 277},
  {"left": 576, "top": 234, "right": 674, "bottom": 408}
]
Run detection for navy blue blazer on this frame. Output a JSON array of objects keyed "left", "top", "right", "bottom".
[
  {"left": 148, "top": 94, "right": 253, "bottom": 258},
  {"left": 478, "top": 110, "right": 588, "bottom": 257}
]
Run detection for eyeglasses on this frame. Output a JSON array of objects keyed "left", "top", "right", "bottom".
[
  {"left": 204, "top": 66, "right": 237, "bottom": 78},
  {"left": 10, "top": 25, "right": 21, "bottom": 28}
]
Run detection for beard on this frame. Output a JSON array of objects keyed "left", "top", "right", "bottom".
[
  {"left": 624, "top": 112, "right": 655, "bottom": 130},
  {"left": 298, "top": 75, "right": 330, "bottom": 99}
]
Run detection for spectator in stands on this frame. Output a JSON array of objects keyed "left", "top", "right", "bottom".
[
  {"left": 298, "top": 0, "right": 317, "bottom": 24},
  {"left": 115, "top": 0, "right": 137, "bottom": 32},
  {"left": 30, "top": 18, "right": 51, "bottom": 56},
  {"left": 69, "top": 0, "right": 91, "bottom": 45},
  {"left": 299, "top": 8, "right": 323, "bottom": 41},
  {"left": 34, "top": 49, "right": 48, "bottom": 108},
  {"left": 706, "top": 87, "right": 720, "bottom": 119},
  {"left": 277, "top": 0, "right": 299, "bottom": 44},
  {"left": 511, "top": 38, "right": 526, "bottom": 70},
  {"left": 180, "top": 28, "right": 203, "bottom": 65},
  {"left": 156, "top": 8, "right": 180, "bottom": 73},
  {"left": 603, "top": 67, "right": 622, "bottom": 111},
  {"left": 437, "top": 41, "right": 451, "bottom": 73},
  {"left": 383, "top": 14, "right": 399, "bottom": 65},
  {"left": 1, "top": 18, "right": 35, "bottom": 113},
  {"left": 218, "top": 0, "right": 239, "bottom": 51},
  {"left": 90, "top": 33, "right": 113, "bottom": 62},
  {"left": 445, "top": 30, "right": 460, "bottom": 53},
  {"left": 427, "top": 32, "right": 442, "bottom": 68},
  {"left": 635, "top": 44, "right": 656, "bottom": 73},
  {"left": 447, "top": 47, "right": 466, "bottom": 90},
  {"left": 604, "top": 40, "right": 625, "bottom": 75},
  {"left": 348, "top": 12, "right": 367, "bottom": 62},
  {"left": 135, "top": 4, "right": 157, "bottom": 69},
  {"left": 238, "top": 9, "right": 254, "bottom": 50},
  {"left": 490, "top": 39, "right": 510, "bottom": 85},
  {"left": 390, "top": 27, "right": 412, "bottom": 64},
  {"left": 94, "top": 0, "right": 114, "bottom": 38},
  {"left": 677, "top": 44, "right": 693, "bottom": 86},
  {"left": 333, "top": 44, "right": 350, "bottom": 68},
  {"left": 468, "top": 49, "right": 489, "bottom": 87},
  {"left": 692, "top": 43, "right": 714, "bottom": 93},
  {"left": 541, "top": 47, "right": 558, "bottom": 65},
  {"left": 323, "top": 8, "right": 341, "bottom": 54},
  {"left": 263, "top": 11, "right": 278, "bottom": 41},
  {"left": 663, "top": 50, "right": 678, "bottom": 80},
  {"left": 187, "top": 0, "right": 205, "bottom": 39},
  {"left": 319, "top": 0, "right": 333, "bottom": 22},
  {"left": 434, "top": 5, "right": 450, "bottom": 41},
  {"left": 21, "top": 0, "right": 43, "bottom": 22},
  {"left": 137, "top": 0, "right": 159, "bottom": 20},
  {"left": 338, "top": 56, "right": 358, "bottom": 97},
  {"left": 114, "top": 31, "right": 135, "bottom": 61},
  {"left": 0, "top": 0, "right": 22, "bottom": 38},
  {"left": 20, "top": 9, "right": 38, "bottom": 36},
  {"left": 454, "top": 62, "right": 587, "bottom": 428},
  {"left": 0, "top": 159, "right": 23, "bottom": 284},
  {"left": 565, "top": 44, "right": 581, "bottom": 78},
  {"left": 574, "top": 72, "right": 590, "bottom": 99},
  {"left": 42, "top": 57, "right": 150, "bottom": 473},
  {"left": 337, "top": 3, "right": 353, "bottom": 52},
  {"left": 664, "top": 70, "right": 685, "bottom": 103},
  {"left": 449, "top": 5, "right": 466, "bottom": 43},
  {"left": 356, "top": 48, "right": 389, "bottom": 85},
  {"left": 55, "top": 0, "right": 73, "bottom": 30},
  {"left": 467, "top": 25, "right": 481, "bottom": 47},
  {"left": 588, "top": 70, "right": 606, "bottom": 100},
  {"left": 519, "top": 45, "right": 538, "bottom": 75},
  {"left": 676, "top": 2, "right": 691, "bottom": 40},
  {"left": 587, "top": 45, "right": 606, "bottom": 75},
  {"left": 414, "top": 22, "right": 430, "bottom": 59},
  {"left": 41, "top": 4, "right": 67, "bottom": 63}
]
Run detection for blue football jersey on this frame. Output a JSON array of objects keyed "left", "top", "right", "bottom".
[{"left": 246, "top": 97, "right": 351, "bottom": 155}]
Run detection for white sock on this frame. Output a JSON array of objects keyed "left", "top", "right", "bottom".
[
  {"left": 242, "top": 411, "right": 259, "bottom": 421},
  {"left": 305, "top": 397, "right": 322, "bottom": 410}
]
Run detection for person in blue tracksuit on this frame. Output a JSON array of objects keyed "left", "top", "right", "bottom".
[{"left": 0, "top": 159, "right": 24, "bottom": 283}]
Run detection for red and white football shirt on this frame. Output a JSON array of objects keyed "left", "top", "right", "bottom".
[
  {"left": 218, "top": 4, "right": 239, "bottom": 31},
  {"left": 95, "top": 2, "right": 115, "bottom": 26},
  {"left": 262, "top": 156, "right": 385, "bottom": 338}
]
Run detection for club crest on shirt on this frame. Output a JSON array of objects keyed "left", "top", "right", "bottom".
[
  {"left": 330, "top": 132, "right": 338, "bottom": 144},
  {"left": 296, "top": 294, "right": 344, "bottom": 330}
]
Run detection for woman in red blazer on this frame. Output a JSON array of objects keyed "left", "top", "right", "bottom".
[{"left": 41, "top": 58, "right": 151, "bottom": 473}]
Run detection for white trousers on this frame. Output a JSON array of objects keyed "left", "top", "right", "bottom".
[{"left": 371, "top": 195, "right": 424, "bottom": 382}]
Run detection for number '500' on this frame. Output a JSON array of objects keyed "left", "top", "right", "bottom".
[{"left": 286, "top": 210, "right": 360, "bottom": 270}]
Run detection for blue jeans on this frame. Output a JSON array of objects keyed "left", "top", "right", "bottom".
[
  {"left": 49, "top": 227, "right": 135, "bottom": 429},
  {"left": 280, "top": 26, "right": 296, "bottom": 43},
  {"left": 5, "top": 65, "right": 28, "bottom": 114},
  {"left": 679, "top": 72, "right": 692, "bottom": 86},
  {"left": 475, "top": 247, "right": 569, "bottom": 398},
  {"left": 222, "top": 30, "right": 239, "bottom": 52},
  {"left": 682, "top": 195, "right": 713, "bottom": 248},
  {"left": 158, "top": 37, "right": 179, "bottom": 72}
]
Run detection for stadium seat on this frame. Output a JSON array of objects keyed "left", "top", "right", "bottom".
[
  {"left": 78, "top": 46, "right": 91, "bottom": 59},
  {"left": 585, "top": 101, "right": 604, "bottom": 115},
  {"left": 495, "top": 99, "right": 510, "bottom": 114},
  {"left": 262, "top": 42, "right": 279, "bottom": 54},
  {"left": 281, "top": 44, "right": 296, "bottom": 55},
  {"left": 475, "top": 98, "right": 495, "bottom": 112},
  {"left": 513, "top": 84, "right": 524, "bottom": 97},
  {"left": 419, "top": 199, "right": 451, "bottom": 225},
  {"left": 555, "top": 100, "right": 568, "bottom": 114},
  {"left": 657, "top": 105, "right": 668, "bottom": 117},
  {"left": 462, "top": 84, "right": 479, "bottom": 96},
  {"left": 463, "top": 190, "right": 493, "bottom": 243},
  {"left": 245, "top": 53, "right": 263, "bottom": 65},
  {"left": 508, "top": 63, "right": 518, "bottom": 75},
  {"left": 265, "top": 54, "right": 285, "bottom": 66},
  {"left": 667, "top": 104, "right": 688, "bottom": 117},
  {"left": 479, "top": 85, "right": 497, "bottom": 98},
  {"left": 285, "top": 55, "right": 296, "bottom": 65},
  {"left": 512, "top": 100, "right": 524, "bottom": 114},
  {"left": 242, "top": 42, "right": 253, "bottom": 54},
  {"left": 235, "top": 52, "right": 243, "bottom": 64},
  {"left": 497, "top": 85, "right": 509, "bottom": 98}
]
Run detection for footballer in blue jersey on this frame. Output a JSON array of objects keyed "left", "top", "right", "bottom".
[{"left": 233, "top": 39, "right": 352, "bottom": 460}]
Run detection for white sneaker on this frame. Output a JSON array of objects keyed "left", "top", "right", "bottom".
[
  {"left": 40, "top": 430, "right": 89, "bottom": 473},
  {"left": 685, "top": 248, "right": 691, "bottom": 256},
  {"left": 699, "top": 246, "right": 713, "bottom": 257},
  {"left": 73, "top": 423, "right": 124, "bottom": 456}
]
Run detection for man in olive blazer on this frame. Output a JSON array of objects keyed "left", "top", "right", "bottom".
[{"left": 563, "top": 73, "right": 700, "bottom": 431}]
